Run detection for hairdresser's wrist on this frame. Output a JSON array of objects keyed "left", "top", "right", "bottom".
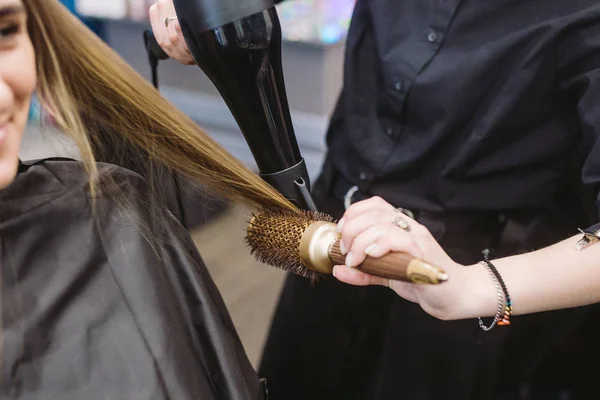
[{"left": 453, "top": 263, "right": 500, "bottom": 320}]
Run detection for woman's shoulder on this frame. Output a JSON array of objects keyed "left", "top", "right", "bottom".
[
  {"left": 0, "top": 158, "right": 151, "bottom": 219},
  {"left": 21, "top": 158, "right": 147, "bottom": 191},
  {"left": 20, "top": 157, "right": 147, "bottom": 188}
]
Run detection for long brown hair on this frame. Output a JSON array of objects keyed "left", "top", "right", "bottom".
[{"left": 23, "top": 0, "right": 296, "bottom": 211}]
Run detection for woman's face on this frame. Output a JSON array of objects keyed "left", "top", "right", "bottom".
[{"left": 0, "top": 0, "right": 35, "bottom": 190}]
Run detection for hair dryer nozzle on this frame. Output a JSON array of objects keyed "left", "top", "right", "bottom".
[{"left": 261, "top": 160, "right": 318, "bottom": 211}]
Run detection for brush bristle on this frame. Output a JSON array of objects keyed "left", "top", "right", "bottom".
[{"left": 245, "top": 208, "right": 335, "bottom": 280}]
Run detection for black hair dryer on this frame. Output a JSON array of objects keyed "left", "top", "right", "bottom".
[{"left": 145, "top": 0, "right": 317, "bottom": 211}]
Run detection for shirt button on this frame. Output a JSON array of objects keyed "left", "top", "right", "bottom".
[
  {"left": 385, "top": 126, "right": 394, "bottom": 137},
  {"left": 358, "top": 171, "right": 369, "bottom": 181},
  {"left": 393, "top": 80, "right": 404, "bottom": 92},
  {"left": 427, "top": 30, "right": 438, "bottom": 43}
]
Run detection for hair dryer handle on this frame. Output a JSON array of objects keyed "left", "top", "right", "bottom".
[{"left": 144, "top": 30, "right": 170, "bottom": 61}]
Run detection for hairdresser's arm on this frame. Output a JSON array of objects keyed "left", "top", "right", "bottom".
[
  {"left": 333, "top": 197, "right": 600, "bottom": 321},
  {"left": 149, "top": 0, "right": 195, "bottom": 65}
]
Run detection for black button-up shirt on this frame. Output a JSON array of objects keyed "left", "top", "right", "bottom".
[{"left": 324, "top": 0, "right": 600, "bottom": 225}]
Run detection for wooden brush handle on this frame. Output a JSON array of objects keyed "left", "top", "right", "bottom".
[{"left": 330, "top": 240, "right": 446, "bottom": 284}]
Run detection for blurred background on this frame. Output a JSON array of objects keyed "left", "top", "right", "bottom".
[{"left": 22, "top": 0, "right": 353, "bottom": 367}]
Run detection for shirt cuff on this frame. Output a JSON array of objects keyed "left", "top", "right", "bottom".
[
  {"left": 585, "top": 223, "right": 600, "bottom": 234},
  {"left": 574, "top": 224, "right": 600, "bottom": 251}
]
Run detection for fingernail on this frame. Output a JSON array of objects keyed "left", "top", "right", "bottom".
[
  {"left": 332, "top": 267, "right": 338, "bottom": 278},
  {"left": 345, "top": 252, "right": 354, "bottom": 268},
  {"left": 337, "top": 218, "right": 345, "bottom": 232},
  {"left": 364, "top": 244, "right": 378, "bottom": 257},
  {"left": 340, "top": 241, "right": 347, "bottom": 255}
]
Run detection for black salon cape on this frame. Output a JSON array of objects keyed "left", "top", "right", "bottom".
[{"left": 0, "top": 159, "right": 263, "bottom": 400}]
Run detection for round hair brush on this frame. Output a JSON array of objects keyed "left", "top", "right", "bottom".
[{"left": 245, "top": 209, "right": 449, "bottom": 284}]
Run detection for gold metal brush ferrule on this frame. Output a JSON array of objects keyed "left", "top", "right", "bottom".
[
  {"left": 407, "top": 259, "right": 449, "bottom": 284},
  {"left": 298, "top": 221, "right": 340, "bottom": 274}
]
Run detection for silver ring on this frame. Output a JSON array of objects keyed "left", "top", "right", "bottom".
[
  {"left": 396, "top": 207, "right": 415, "bottom": 219},
  {"left": 392, "top": 213, "right": 411, "bottom": 232},
  {"left": 165, "top": 16, "right": 178, "bottom": 27}
]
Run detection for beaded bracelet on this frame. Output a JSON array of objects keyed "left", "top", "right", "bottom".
[{"left": 477, "top": 250, "right": 513, "bottom": 331}]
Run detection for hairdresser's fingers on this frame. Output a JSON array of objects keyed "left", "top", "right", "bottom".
[
  {"left": 165, "top": 17, "right": 195, "bottom": 64},
  {"left": 345, "top": 223, "right": 422, "bottom": 268},
  {"left": 149, "top": 0, "right": 195, "bottom": 65},
  {"left": 362, "top": 228, "right": 423, "bottom": 260},
  {"left": 341, "top": 196, "right": 399, "bottom": 223},
  {"left": 333, "top": 264, "right": 388, "bottom": 286},
  {"left": 159, "top": 0, "right": 195, "bottom": 65},
  {"left": 342, "top": 223, "right": 387, "bottom": 267},
  {"left": 149, "top": 3, "right": 165, "bottom": 47},
  {"left": 149, "top": 2, "right": 171, "bottom": 57},
  {"left": 338, "top": 208, "right": 391, "bottom": 254},
  {"left": 339, "top": 207, "right": 415, "bottom": 255},
  {"left": 332, "top": 265, "right": 420, "bottom": 302}
]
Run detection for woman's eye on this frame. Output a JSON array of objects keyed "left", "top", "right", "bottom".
[{"left": 0, "top": 23, "right": 20, "bottom": 39}]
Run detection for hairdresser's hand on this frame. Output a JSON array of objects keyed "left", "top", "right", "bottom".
[
  {"left": 333, "top": 197, "right": 472, "bottom": 320},
  {"left": 149, "top": 0, "right": 195, "bottom": 65}
]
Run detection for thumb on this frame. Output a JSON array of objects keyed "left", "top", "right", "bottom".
[{"left": 332, "top": 265, "right": 389, "bottom": 287}]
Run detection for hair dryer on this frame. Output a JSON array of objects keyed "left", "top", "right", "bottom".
[{"left": 144, "top": 0, "right": 317, "bottom": 211}]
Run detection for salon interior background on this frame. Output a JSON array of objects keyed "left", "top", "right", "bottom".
[{"left": 24, "top": 0, "right": 356, "bottom": 181}]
